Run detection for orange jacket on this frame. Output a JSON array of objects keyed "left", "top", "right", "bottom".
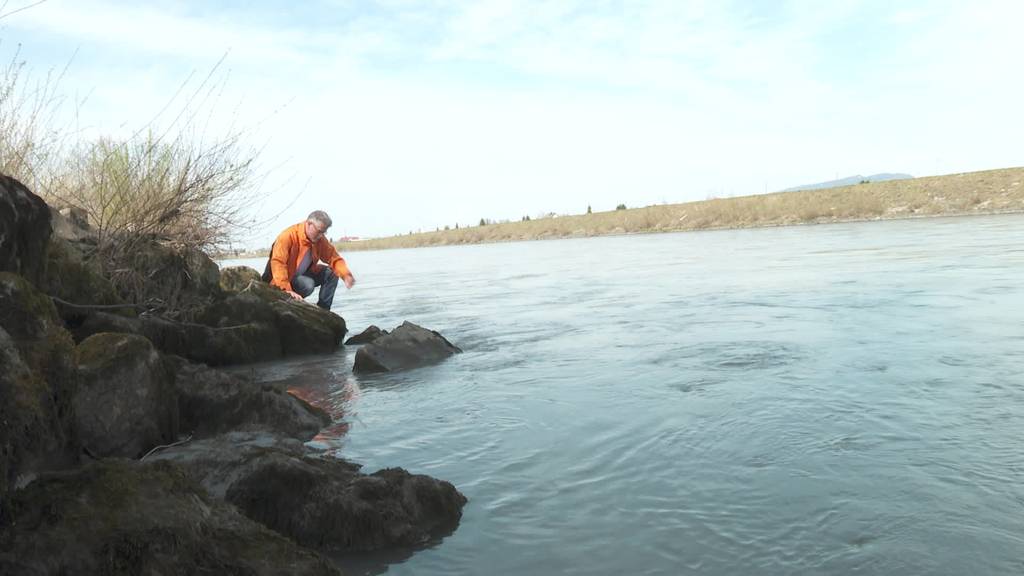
[{"left": 268, "top": 222, "right": 352, "bottom": 291}]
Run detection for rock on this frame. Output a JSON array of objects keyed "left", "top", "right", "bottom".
[
  {"left": 72, "top": 310, "right": 282, "bottom": 366},
  {"left": 180, "top": 245, "right": 222, "bottom": 295},
  {"left": 49, "top": 205, "right": 94, "bottom": 243},
  {"left": 140, "top": 315, "right": 282, "bottom": 366},
  {"left": 168, "top": 359, "right": 330, "bottom": 441},
  {"left": 344, "top": 324, "right": 388, "bottom": 345},
  {"left": 0, "top": 459, "right": 342, "bottom": 576},
  {"left": 0, "top": 272, "right": 79, "bottom": 494},
  {"left": 271, "top": 299, "right": 347, "bottom": 356},
  {"left": 353, "top": 321, "right": 461, "bottom": 373},
  {"left": 200, "top": 286, "right": 347, "bottom": 357},
  {"left": 219, "top": 265, "right": 262, "bottom": 292},
  {"left": 44, "top": 238, "right": 128, "bottom": 324},
  {"left": 73, "top": 333, "right": 178, "bottom": 459},
  {"left": 0, "top": 173, "right": 52, "bottom": 287},
  {"left": 151, "top": 432, "right": 468, "bottom": 553}
]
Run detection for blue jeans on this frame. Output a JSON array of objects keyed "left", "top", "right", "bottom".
[{"left": 291, "top": 267, "right": 339, "bottom": 310}]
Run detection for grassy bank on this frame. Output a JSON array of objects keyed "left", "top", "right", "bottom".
[{"left": 336, "top": 167, "right": 1024, "bottom": 252}]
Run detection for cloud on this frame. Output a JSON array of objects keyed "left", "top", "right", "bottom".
[{"left": 2, "top": 0, "right": 1022, "bottom": 241}]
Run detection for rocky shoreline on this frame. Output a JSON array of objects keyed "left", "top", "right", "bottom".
[{"left": 0, "top": 173, "right": 467, "bottom": 574}]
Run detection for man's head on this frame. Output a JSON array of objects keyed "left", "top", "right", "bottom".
[{"left": 305, "top": 210, "right": 332, "bottom": 242}]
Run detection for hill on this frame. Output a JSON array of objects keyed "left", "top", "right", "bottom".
[
  {"left": 782, "top": 173, "right": 913, "bottom": 192},
  {"left": 335, "top": 167, "right": 1024, "bottom": 252}
]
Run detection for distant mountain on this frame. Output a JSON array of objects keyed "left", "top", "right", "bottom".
[{"left": 781, "top": 173, "right": 913, "bottom": 192}]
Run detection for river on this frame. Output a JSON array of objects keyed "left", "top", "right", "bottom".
[{"left": 223, "top": 214, "right": 1024, "bottom": 575}]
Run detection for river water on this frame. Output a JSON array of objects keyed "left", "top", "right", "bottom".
[{"left": 224, "top": 214, "right": 1024, "bottom": 575}]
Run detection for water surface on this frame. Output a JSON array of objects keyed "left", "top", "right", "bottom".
[{"left": 229, "top": 215, "right": 1024, "bottom": 575}]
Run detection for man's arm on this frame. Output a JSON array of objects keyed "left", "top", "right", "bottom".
[{"left": 318, "top": 238, "right": 356, "bottom": 288}]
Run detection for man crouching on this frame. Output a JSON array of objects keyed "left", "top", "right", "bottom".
[{"left": 263, "top": 210, "right": 356, "bottom": 310}]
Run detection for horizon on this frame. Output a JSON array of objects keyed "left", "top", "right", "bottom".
[{"left": 2, "top": 0, "right": 1022, "bottom": 247}]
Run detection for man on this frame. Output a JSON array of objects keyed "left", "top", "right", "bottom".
[{"left": 262, "top": 210, "right": 355, "bottom": 310}]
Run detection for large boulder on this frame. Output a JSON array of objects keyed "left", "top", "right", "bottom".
[
  {"left": 0, "top": 173, "right": 51, "bottom": 286},
  {"left": 200, "top": 283, "right": 347, "bottom": 357},
  {"left": 0, "top": 459, "right": 343, "bottom": 576},
  {"left": 168, "top": 359, "right": 330, "bottom": 440},
  {"left": 0, "top": 272, "right": 79, "bottom": 493},
  {"left": 270, "top": 299, "right": 347, "bottom": 356},
  {"left": 353, "top": 321, "right": 462, "bottom": 373},
  {"left": 73, "top": 333, "right": 178, "bottom": 459},
  {"left": 151, "top": 432, "right": 468, "bottom": 553},
  {"left": 71, "top": 311, "right": 282, "bottom": 366}
]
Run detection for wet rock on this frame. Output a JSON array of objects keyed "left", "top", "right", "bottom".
[
  {"left": 344, "top": 324, "right": 388, "bottom": 345},
  {"left": 219, "top": 265, "right": 262, "bottom": 292},
  {"left": 353, "top": 321, "right": 461, "bottom": 373},
  {"left": 0, "top": 173, "right": 52, "bottom": 287},
  {"left": 151, "top": 432, "right": 468, "bottom": 553},
  {"left": 0, "top": 459, "right": 342, "bottom": 576},
  {"left": 73, "top": 333, "right": 178, "bottom": 459},
  {"left": 168, "top": 359, "right": 330, "bottom": 440},
  {"left": 0, "top": 272, "right": 79, "bottom": 494}
]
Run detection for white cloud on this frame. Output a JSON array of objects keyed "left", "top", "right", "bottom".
[{"left": 1, "top": 0, "right": 1022, "bottom": 242}]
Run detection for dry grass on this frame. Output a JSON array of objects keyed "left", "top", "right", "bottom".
[
  {"left": 1, "top": 46, "right": 264, "bottom": 316},
  {"left": 337, "top": 167, "right": 1024, "bottom": 252}
]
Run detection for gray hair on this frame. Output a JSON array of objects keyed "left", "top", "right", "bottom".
[{"left": 307, "top": 210, "right": 332, "bottom": 229}]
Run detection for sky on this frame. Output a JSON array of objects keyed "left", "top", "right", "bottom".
[{"left": 1, "top": 0, "right": 1022, "bottom": 246}]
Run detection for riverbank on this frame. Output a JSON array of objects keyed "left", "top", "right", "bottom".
[
  {"left": 0, "top": 175, "right": 466, "bottom": 574},
  {"left": 333, "top": 167, "right": 1023, "bottom": 252}
]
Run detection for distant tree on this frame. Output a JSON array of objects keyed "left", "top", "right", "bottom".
[
  {"left": 616, "top": 203, "right": 627, "bottom": 210},
  {"left": 859, "top": 179, "right": 871, "bottom": 184},
  {"left": 587, "top": 204, "right": 592, "bottom": 214},
  {"left": 444, "top": 224, "right": 450, "bottom": 231},
  {"left": 479, "top": 218, "right": 486, "bottom": 226},
  {"left": 525, "top": 215, "right": 530, "bottom": 221},
  {"left": 455, "top": 223, "right": 459, "bottom": 229}
]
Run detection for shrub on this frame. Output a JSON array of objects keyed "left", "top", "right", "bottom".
[
  {"left": 616, "top": 203, "right": 626, "bottom": 211},
  {"left": 1, "top": 50, "right": 264, "bottom": 317}
]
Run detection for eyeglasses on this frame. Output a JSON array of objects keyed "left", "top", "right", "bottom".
[{"left": 308, "top": 221, "right": 328, "bottom": 237}]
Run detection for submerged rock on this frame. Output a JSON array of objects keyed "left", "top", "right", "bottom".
[
  {"left": 73, "top": 333, "right": 178, "bottom": 459},
  {"left": 151, "top": 432, "right": 468, "bottom": 553},
  {"left": 353, "top": 321, "right": 461, "bottom": 373},
  {"left": 344, "top": 324, "right": 388, "bottom": 345},
  {"left": 0, "top": 459, "right": 342, "bottom": 576}
]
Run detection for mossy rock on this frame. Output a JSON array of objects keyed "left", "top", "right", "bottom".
[
  {"left": 219, "top": 265, "right": 262, "bottom": 293},
  {"left": 0, "top": 459, "right": 342, "bottom": 575},
  {"left": 0, "top": 274, "right": 80, "bottom": 496},
  {"left": 0, "top": 271, "right": 61, "bottom": 343},
  {"left": 44, "top": 238, "right": 129, "bottom": 321},
  {"left": 74, "top": 333, "right": 178, "bottom": 458},
  {"left": 270, "top": 300, "right": 347, "bottom": 356}
]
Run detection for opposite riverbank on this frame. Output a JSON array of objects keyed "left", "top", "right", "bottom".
[{"left": 330, "top": 167, "right": 1022, "bottom": 252}]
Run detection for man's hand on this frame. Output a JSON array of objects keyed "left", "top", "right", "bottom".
[
  {"left": 285, "top": 290, "right": 304, "bottom": 300},
  {"left": 342, "top": 274, "right": 356, "bottom": 289}
]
